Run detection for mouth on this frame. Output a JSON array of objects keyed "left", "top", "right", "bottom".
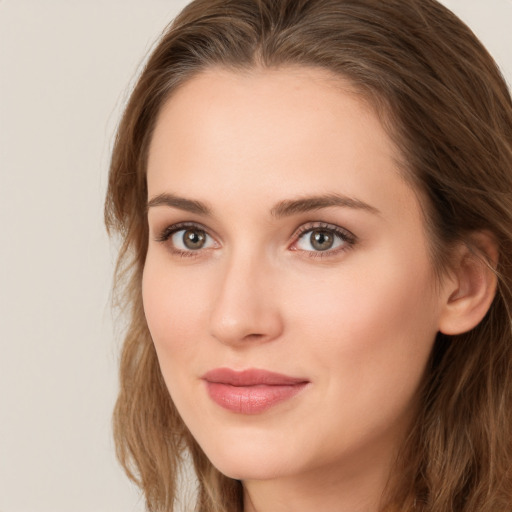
[{"left": 201, "top": 368, "right": 309, "bottom": 414}]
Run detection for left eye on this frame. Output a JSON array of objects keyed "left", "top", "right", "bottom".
[
  {"left": 170, "top": 228, "right": 216, "bottom": 251},
  {"left": 294, "top": 228, "right": 349, "bottom": 252}
]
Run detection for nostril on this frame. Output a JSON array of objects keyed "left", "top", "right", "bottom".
[{"left": 243, "top": 333, "right": 266, "bottom": 341}]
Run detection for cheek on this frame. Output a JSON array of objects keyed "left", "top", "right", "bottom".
[
  {"left": 142, "top": 255, "right": 208, "bottom": 371},
  {"left": 284, "top": 250, "right": 439, "bottom": 395},
  {"left": 282, "top": 264, "right": 438, "bottom": 456}
]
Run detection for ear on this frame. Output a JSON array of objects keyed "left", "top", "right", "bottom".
[{"left": 438, "top": 231, "right": 499, "bottom": 336}]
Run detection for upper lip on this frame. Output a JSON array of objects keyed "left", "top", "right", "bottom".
[{"left": 202, "top": 368, "right": 309, "bottom": 386}]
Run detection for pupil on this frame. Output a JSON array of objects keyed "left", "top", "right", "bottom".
[
  {"left": 311, "top": 230, "right": 333, "bottom": 251},
  {"left": 183, "top": 229, "right": 205, "bottom": 249}
]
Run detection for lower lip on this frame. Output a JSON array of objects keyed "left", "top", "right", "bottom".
[{"left": 204, "top": 382, "right": 308, "bottom": 414}]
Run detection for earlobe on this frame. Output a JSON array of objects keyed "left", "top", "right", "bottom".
[{"left": 438, "top": 232, "right": 499, "bottom": 336}]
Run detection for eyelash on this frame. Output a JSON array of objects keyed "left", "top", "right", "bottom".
[
  {"left": 155, "top": 222, "right": 214, "bottom": 258},
  {"left": 154, "top": 221, "right": 357, "bottom": 259},
  {"left": 291, "top": 222, "right": 357, "bottom": 258}
]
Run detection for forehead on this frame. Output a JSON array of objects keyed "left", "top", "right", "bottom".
[
  {"left": 148, "top": 66, "right": 386, "bottom": 163},
  {"left": 146, "top": 66, "right": 416, "bottom": 221}
]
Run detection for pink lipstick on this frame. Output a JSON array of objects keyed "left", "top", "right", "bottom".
[{"left": 202, "top": 368, "right": 309, "bottom": 414}]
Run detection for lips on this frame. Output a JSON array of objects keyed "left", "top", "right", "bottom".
[{"left": 202, "top": 368, "right": 309, "bottom": 414}]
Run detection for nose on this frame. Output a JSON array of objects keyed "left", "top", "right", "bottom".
[{"left": 209, "top": 251, "right": 284, "bottom": 346}]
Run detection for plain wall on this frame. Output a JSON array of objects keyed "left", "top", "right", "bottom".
[{"left": 0, "top": 1, "right": 511, "bottom": 511}]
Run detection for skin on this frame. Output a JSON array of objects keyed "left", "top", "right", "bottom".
[{"left": 143, "top": 67, "right": 456, "bottom": 512}]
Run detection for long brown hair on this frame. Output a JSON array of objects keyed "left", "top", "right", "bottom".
[{"left": 105, "top": 1, "right": 512, "bottom": 510}]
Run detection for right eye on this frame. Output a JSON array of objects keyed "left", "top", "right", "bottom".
[
  {"left": 171, "top": 227, "right": 214, "bottom": 251},
  {"left": 156, "top": 224, "right": 218, "bottom": 255}
]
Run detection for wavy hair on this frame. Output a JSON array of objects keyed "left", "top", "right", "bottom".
[{"left": 105, "top": 1, "right": 512, "bottom": 510}]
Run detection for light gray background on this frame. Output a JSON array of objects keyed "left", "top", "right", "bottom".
[{"left": 0, "top": 1, "right": 511, "bottom": 511}]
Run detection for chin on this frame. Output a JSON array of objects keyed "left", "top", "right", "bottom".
[
  {"left": 211, "top": 457, "right": 290, "bottom": 482},
  {"left": 197, "top": 431, "right": 299, "bottom": 481}
]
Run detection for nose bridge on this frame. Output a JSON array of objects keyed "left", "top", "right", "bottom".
[{"left": 209, "top": 246, "right": 283, "bottom": 345}]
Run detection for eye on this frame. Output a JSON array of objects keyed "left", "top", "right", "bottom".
[
  {"left": 172, "top": 228, "right": 212, "bottom": 251},
  {"left": 292, "top": 223, "right": 356, "bottom": 255},
  {"left": 156, "top": 223, "right": 217, "bottom": 254}
]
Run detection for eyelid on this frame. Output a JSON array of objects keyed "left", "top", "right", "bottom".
[
  {"left": 289, "top": 221, "right": 357, "bottom": 255},
  {"left": 154, "top": 221, "right": 220, "bottom": 258},
  {"left": 155, "top": 221, "right": 215, "bottom": 243}
]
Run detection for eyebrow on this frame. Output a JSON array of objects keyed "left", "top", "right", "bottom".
[
  {"left": 147, "top": 193, "right": 211, "bottom": 215},
  {"left": 270, "top": 193, "right": 380, "bottom": 218},
  {"left": 146, "top": 192, "right": 380, "bottom": 217}
]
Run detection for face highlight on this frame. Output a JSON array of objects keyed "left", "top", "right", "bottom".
[{"left": 142, "top": 67, "right": 448, "bottom": 504}]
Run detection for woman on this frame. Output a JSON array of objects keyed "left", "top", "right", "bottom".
[{"left": 105, "top": 0, "right": 512, "bottom": 511}]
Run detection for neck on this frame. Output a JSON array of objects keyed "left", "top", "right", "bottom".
[{"left": 242, "top": 440, "right": 398, "bottom": 512}]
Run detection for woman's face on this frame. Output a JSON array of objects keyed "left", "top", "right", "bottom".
[{"left": 143, "top": 67, "right": 449, "bottom": 485}]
